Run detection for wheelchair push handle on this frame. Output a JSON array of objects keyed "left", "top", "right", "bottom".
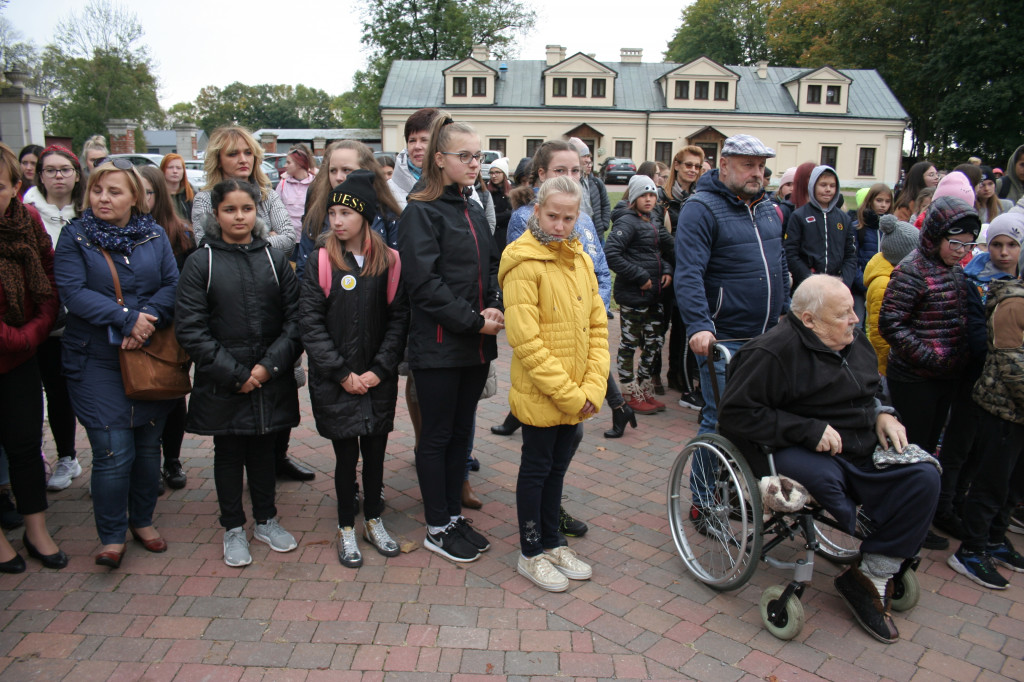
[{"left": 706, "top": 338, "right": 748, "bottom": 408}]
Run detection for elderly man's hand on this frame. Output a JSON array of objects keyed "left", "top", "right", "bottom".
[
  {"left": 876, "top": 413, "right": 907, "bottom": 453},
  {"left": 816, "top": 425, "right": 842, "bottom": 456}
]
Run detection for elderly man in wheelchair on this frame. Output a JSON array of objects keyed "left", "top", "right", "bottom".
[{"left": 669, "top": 275, "right": 940, "bottom": 644}]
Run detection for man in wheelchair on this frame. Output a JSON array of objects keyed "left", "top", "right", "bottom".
[{"left": 718, "top": 275, "right": 940, "bottom": 644}]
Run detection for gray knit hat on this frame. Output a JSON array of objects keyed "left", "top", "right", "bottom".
[
  {"left": 628, "top": 174, "right": 658, "bottom": 203},
  {"left": 879, "top": 214, "right": 918, "bottom": 265}
]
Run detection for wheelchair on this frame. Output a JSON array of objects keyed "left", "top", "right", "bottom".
[{"left": 665, "top": 343, "right": 920, "bottom": 640}]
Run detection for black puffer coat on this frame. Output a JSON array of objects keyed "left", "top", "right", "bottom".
[
  {"left": 605, "top": 206, "right": 674, "bottom": 309},
  {"left": 300, "top": 248, "right": 409, "bottom": 440},
  {"left": 398, "top": 183, "right": 501, "bottom": 370},
  {"left": 175, "top": 218, "right": 301, "bottom": 436}
]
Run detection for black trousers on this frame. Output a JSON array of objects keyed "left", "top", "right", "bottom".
[
  {"left": 888, "top": 377, "right": 957, "bottom": 454},
  {"left": 161, "top": 397, "right": 187, "bottom": 463},
  {"left": 333, "top": 434, "right": 388, "bottom": 527},
  {"left": 517, "top": 424, "right": 578, "bottom": 557},
  {"left": 213, "top": 433, "right": 278, "bottom": 529},
  {"left": 37, "top": 336, "right": 76, "bottom": 460},
  {"left": 413, "top": 364, "right": 489, "bottom": 527},
  {"left": 960, "top": 408, "right": 1024, "bottom": 552},
  {"left": 0, "top": 358, "right": 48, "bottom": 515}
]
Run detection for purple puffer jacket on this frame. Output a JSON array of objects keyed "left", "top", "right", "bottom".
[{"left": 878, "top": 196, "right": 979, "bottom": 382}]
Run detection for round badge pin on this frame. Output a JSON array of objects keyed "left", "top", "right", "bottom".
[{"left": 341, "top": 275, "right": 357, "bottom": 291}]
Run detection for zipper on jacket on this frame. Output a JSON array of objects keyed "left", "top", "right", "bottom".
[
  {"left": 747, "top": 199, "right": 774, "bottom": 334},
  {"left": 463, "top": 196, "right": 487, "bottom": 363},
  {"left": 823, "top": 211, "right": 829, "bottom": 275}
]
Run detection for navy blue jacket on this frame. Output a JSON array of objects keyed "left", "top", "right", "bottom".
[
  {"left": 54, "top": 212, "right": 179, "bottom": 429},
  {"left": 674, "top": 170, "right": 790, "bottom": 341},
  {"left": 853, "top": 211, "right": 882, "bottom": 295}
]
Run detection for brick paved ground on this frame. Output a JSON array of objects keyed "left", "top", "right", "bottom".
[{"left": 1, "top": 318, "right": 1022, "bottom": 681}]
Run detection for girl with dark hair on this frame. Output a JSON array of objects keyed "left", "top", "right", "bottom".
[
  {"left": 175, "top": 179, "right": 302, "bottom": 568},
  {"left": 398, "top": 112, "right": 502, "bottom": 562},
  {"left": 300, "top": 170, "right": 409, "bottom": 568},
  {"left": 22, "top": 145, "right": 83, "bottom": 492},
  {"left": 894, "top": 160, "right": 939, "bottom": 221},
  {"left": 17, "top": 145, "right": 42, "bottom": 200}
]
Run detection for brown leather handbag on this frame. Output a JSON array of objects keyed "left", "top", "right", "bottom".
[{"left": 101, "top": 249, "right": 191, "bottom": 400}]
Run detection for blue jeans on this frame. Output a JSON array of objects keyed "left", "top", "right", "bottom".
[
  {"left": 690, "top": 339, "right": 744, "bottom": 507},
  {"left": 86, "top": 418, "right": 166, "bottom": 545}
]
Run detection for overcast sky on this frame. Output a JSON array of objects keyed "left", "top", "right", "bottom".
[{"left": 6, "top": 0, "right": 687, "bottom": 109}]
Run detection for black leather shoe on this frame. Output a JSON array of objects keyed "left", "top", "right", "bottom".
[
  {"left": 923, "top": 530, "right": 949, "bottom": 550},
  {"left": 490, "top": 413, "right": 522, "bottom": 436},
  {"left": 603, "top": 404, "right": 637, "bottom": 438},
  {"left": 163, "top": 459, "right": 187, "bottom": 490},
  {"left": 0, "top": 552, "right": 25, "bottom": 573},
  {"left": 277, "top": 456, "right": 315, "bottom": 481},
  {"left": 23, "top": 533, "right": 68, "bottom": 570},
  {"left": 834, "top": 565, "right": 898, "bottom": 643}
]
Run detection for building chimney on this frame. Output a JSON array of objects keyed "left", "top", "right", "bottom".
[
  {"left": 545, "top": 45, "right": 566, "bottom": 66},
  {"left": 620, "top": 48, "right": 643, "bottom": 64},
  {"left": 756, "top": 60, "right": 769, "bottom": 79},
  {"left": 259, "top": 132, "right": 278, "bottom": 154},
  {"left": 498, "top": 62, "right": 508, "bottom": 80},
  {"left": 106, "top": 119, "right": 137, "bottom": 154},
  {"left": 471, "top": 44, "right": 489, "bottom": 61}
]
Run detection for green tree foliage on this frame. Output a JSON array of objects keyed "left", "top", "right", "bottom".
[
  {"left": 170, "top": 82, "right": 342, "bottom": 133},
  {"left": 664, "top": 0, "right": 774, "bottom": 65},
  {"left": 339, "top": 0, "right": 536, "bottom": 127},
  {"left": 37, "top": 0, "right": 162, "bottom": 151}
]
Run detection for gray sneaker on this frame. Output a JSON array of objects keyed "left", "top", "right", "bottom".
[
  {"left": 364, "top": 517, "right": 401, "bottom": 557},
  {"left": 223, "top": 527, "right": 252, "bottom": 567},
  {"left": 338, "top": 526, "right": 363, "bottom": 567},
  {"left": 47, "top": 456, "right": 82, "bottom": 491},
  {"left": 253, "top": 518, "right": 297, "bottom": 552}
]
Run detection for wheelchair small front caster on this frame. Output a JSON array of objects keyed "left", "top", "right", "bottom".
[
  {"left": 760, "top": 585, "right": 805, "bottom": 640},
  {"left": 890, "top": 567, "right": 920, "bottom": 612}
]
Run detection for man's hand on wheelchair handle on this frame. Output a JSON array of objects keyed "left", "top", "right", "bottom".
[
  {"left": 816, "top": 425, "right": 842, "bottom": 456},
  {"left": 875, "top": 413, "right": 907, "bottom": 453}
]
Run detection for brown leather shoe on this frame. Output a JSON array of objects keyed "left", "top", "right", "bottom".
[
  {"left": 462, "top": 480, "right": 482, "bottom": 509},
  {"left": 130, "top": 527, "right": 168, "bottom": 553},
  {"left": 95, "top": 547, "right": 125, "bottom": 569}
]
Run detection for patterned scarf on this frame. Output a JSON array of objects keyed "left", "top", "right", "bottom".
[
  {"left": 78, "top": 209, "right": 157, "bottom": 256},
  {"left": 0, "top": 199, "right": 53, "bottom": 326},
  {"left": 527, "top": 212, "right": 578, "bottom": 245}
]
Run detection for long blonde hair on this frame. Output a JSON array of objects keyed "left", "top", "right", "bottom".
[
  {"left": 408, "top": 111, "right": 477, "bottom": 203},
  {"left": 203, "top": 126, "right": 271, "bottom": 201},
  {"left": 320, "top": 215, "right": 392, "bottom": 278}
]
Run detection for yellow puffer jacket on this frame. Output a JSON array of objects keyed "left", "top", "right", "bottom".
[
  {"left": 498, "top": 227, "right": 609, "bottom": 427},
  {"left": 863, "top": 252, "right": 893, "bottom": 375}
]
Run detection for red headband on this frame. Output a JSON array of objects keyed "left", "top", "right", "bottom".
[{"left": 42, "top": 145, "right": 79, "bottom": 165}]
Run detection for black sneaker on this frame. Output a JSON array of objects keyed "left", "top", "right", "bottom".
[
  {"left": 424, "top": 524, "right": 480, "bottom": 563},
  {"left": 834, "top": 566, "right": 899, "bottom": 643},
  {"left": 1009, "top": 505, "right": 1024, "bottom": 535},
  {"left": 558, "top": 506, "right": 588, "bottom": 537},
  {"left": 0, "top": 489, "right": 23, "bottom": 530},
  {"left": 452, "top": 516, "right": 490, "bottom": 552},
  {"left": 948, "top": 548, "right": 1009, "bottom": 589},
  {"left": 987, "top": 539, "right": 1024, "bottom": 573},
  {"left": 162, "top": 459, "right": 187, "bottom": 490},
  {"left": 922, "top": 530, "right": 949, "bottom": 550},
  {"left": 932, "top": 510, "right": 964, "bottom": 540}
]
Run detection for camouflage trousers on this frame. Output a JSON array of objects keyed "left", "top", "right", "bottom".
[{"left": 616, "top": 303, "right": 666, "bottom": 384}]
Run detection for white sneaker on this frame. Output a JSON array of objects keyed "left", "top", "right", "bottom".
[
  {"left": 253, "top": 518, "right": 297, "bottom": 552},
  {"left": 47, "top": 456, "right": 82, "bottom": 491},
  {"left": 517, "top": 553, "right": 569, "bottom": 592},
  {"left": 544, "top": 546, "right": 593, "bottom": 580},
  {"left": 223, "top": 527, "right": 252, "bottom": 567}
]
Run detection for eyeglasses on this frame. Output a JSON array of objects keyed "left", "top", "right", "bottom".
[
  {"left": 679, "top": 162, "right": 701, "bottom": 170},
  {"left": 41, "top": 167, "right": 76, "bottom": 178},
  {"left": 442, "top": 151, "right": 483, "bottom": 164},
  {"left": 947, "top": 239, "right": 978, "bottom": 252}
]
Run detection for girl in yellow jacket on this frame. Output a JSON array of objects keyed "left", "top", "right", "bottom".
[{"left": 498, "top": 176, "right": 610, "bottom": 592}]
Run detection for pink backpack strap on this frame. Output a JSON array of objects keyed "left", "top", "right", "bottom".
[
  {"left": 386, "top": 248, "right": 401, "bottom": 305},
  {"left": 318, "top": 248, "right": 331, "bottom": 297},
  {"left": 775, "top": 205, "right": 784, "bottom": 224}
]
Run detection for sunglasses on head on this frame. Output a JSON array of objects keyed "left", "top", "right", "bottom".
[{"left": 101, "top": 157, "right": 135, "bottom": 171}]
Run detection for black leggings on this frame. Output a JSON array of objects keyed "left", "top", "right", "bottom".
[
  {"left": 413, "top": 364, "right": 489, "bottom": 527},
  {"left": 887, "top": 377, "right": 957, "bottom": 454},
  {"left": 332, "top": 434, "right": 387, "bottom": 528},
  {"left": 37, "top": 336, "right": 77, "bottom": 460},
  {"left": 161, "top": 397, "right": 187, "bottom": 463},
  {"left": 0, "top": 358, "right": 48, "bottom": 515}
]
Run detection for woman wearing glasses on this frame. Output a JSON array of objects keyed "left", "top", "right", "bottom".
[
  {"left": 22, "top": 146, "right": 85, "bottom": 491},
  {"left": 54, "top": 159, "right": 180, "bottom": 569},
  {"left": 397, "top": 112, "right": 502, "bottom": 563}
]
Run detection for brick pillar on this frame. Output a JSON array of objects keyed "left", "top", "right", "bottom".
[
  {"left": 173, "top": 124, "right": 199, "bottom": 160},
  {"left": 260, "top": 132, "right": 277, "bottom": 154},
  {"left": 106, "top": 119, "right": 137, "bottom": 154},
  {"left": 312, "top": 137, "right": 326, "bottom": 156}
]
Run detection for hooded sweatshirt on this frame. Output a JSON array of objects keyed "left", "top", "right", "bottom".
[
  {"left": 784, "top": 166, "right": 857, "bottom": 290},
  {"left": 998, "top": 144, "right": 1024, "bottom": 204}
]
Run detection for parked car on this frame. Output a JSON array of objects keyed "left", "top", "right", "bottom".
[
  {"left": 107, "top": 153, "right": 164, "bottom": 168},
  {"left": 600, "top": 157, "right": 636, "bottom": 184},
  {"left": 264, "top": 153, "right": 289, "bottom": 178},
  {"left": 183, "top": 160, "right": 206, "bottom": 188},
  {"left": 480, "top": 150, "right": 502, "bottom": 182}
]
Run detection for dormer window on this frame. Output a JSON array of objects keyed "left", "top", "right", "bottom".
[
  {"left": 674, "top": 81, "right": 689, "bottom": 99},
  {"left": 826, "top": 85, "right": 841, "bottom": 104},
  {"left": 553, "top": 78, "right": 567, "bottom": 97},
  {"left": 452, "top": 77, "right": 467, "bottom": 97},
  {"left": 472, "top": 77, "right": 486, "bottom": 96},
  {"left": 592, "top": 79, "right": 606, "bottom": 97},
  {"left": 572, "top": 78, "right": 587, "bottom": 97},
  {"left": 694, "top": 81, "right": 709, "bottom": 100},
  {"left": 714, "top": 82, "right": 729, "bottom": 101},
  {"left": 807, "top": 85, "right": 821, "bottom": 104}
]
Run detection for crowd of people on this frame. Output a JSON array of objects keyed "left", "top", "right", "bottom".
[{"left": 0, "top": 116, "right": 1022, "bottom": 639}]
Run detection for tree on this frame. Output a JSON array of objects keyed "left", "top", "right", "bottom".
[
  {"left": 37, "top": 0, "right": 162, "bottom": 151},
  {"left": 175, "top": 82, "right": 343, "bottom": 133},
  {"left": 664, "top": 0, "right": 774, "bottom": 66},
  {"left": 348, "top": 0, "right": 537, "bottom": 127}
]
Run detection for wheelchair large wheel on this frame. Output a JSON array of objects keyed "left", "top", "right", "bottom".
[
  {"left": 813, "top": 509, "right": 869, "bottom": 565},
  {"left": 667, "top": 433, "right": 762, "bottom": 591}
]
